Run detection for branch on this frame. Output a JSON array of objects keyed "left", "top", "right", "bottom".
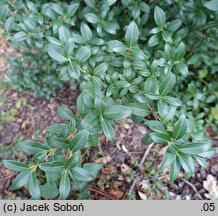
[
  {"left": 181, "top": 178, "right": 202, "bottom": 200},
  {"left": 128, "top": 142, "right": 155, "bottom": 194}
]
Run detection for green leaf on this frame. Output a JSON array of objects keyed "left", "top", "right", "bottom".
[
  {"left": 94, "top": 63, "right": 109, "bottom": 76},
  {"left": 159, "top": 73, "right": 176, "bottom": 95},
  {"left": 60, "top": 172, "right": 70, "bottom": 200},
  {"left": 40, "top": 183, "right": 59, "bottom": 199},
  {"left": 67, "top": 3, "right": 79, "bottom": 17},
  {"left": 77, "top": 94, "right": 89, "bottom": 116},
  {"left": 47, "top": 36, "right": 62, "bottom": 46},
  {"left": 128, "top": 103, "right": 151, "bottom": 117},
  {"left": 84, "top": 13, "right": 99, "bottom": 24},
  {"left": 39, "top": 161, "right": 65, "bottom": 173},
  {"left": 46, "top": 172, "right": 59, "bottom": 184},
  {"left": 170, "top": 157, "right": 180, "bottom": 182},
  {"left": 69, "top": 129, "right": 89, "bottom": 152},
  {"left": 75, "top": 46, "right": 91, "bottom": 62},
  {"left": 4, "top": 17, "right": 15, "bottom": 31},
  {"left": 59, "top": 26, "right": 71, "bottom": 43},
  {"left": 70, "top": 151, "right": 82, "bottom": 168},
  {"left": 145, "top": 120, "right": 166, "bottom": 133},
  {"left": 162, "top": 96, "right": 183, "bottom": 106},
  {"left": 149, "top": 132, "right": 171, "bottom": 144},
  {"left": 47, "top": 123, "right": 69, "bottom": 137},
  {"left": 198, "top": 148, "right": 217, "bottom": 158},
  {"left": 102, "top": 21, "right": 118, "bottom": 34},
  {"left": 125, "top": 21, "right": 139, "bottom": 47},
  {"left": 179, "top": 142, "right": 211, "bottom": 155},
  {"left": 13, "top": 32, "right": 27, "bottom": 42},
  {"left": 47, "top": 136, "right": 68, "bottom": 149},
  {"left": 195, "top": 156, "right": 209, "bottom": 169},
  {"left": 172, "top": 114, "right": 187, "bottom": 140},
  {"left": 82, "top": 92, "right": 95, "bottom": 109},
  {"left": 65, "top": 38, "right": 74, "bottom": 56},
  {"left": 164, "top": 44, "right": 175, "bottom": 60},
  {"left": 116, "top": 80, "right": 131, "bottom": 88},
  {"left": 160, "top": 149, "right": 175, "bottom": 170},
  {"left": 104, "top": 105, "right": 132, "bottom": 120},
  {"left": 167, "top": 19, "right": 182, "bottom": 32},
  {"left": 52, "top": 3, "right": 64, "bottom": 15},
  {"left": 46, "top": 44, "right": 67, "bottom": 63},
  {"left": 19, "top": 140, "right": 49, "bottom": 155},
  {"left": 177, "top": 61, "right": 188, "bottom": 76},
  {"left": 162, "top": 31, "right": 172, "bottom": 43},
  {"left": 157, "top": 100, "right": 176, "bottom": 123},
  {"left": 71, "top": 167, "right": 93, "bottom": 181},
  {"left": 145, "top": 93, "right": 159, "bottom": 100},
  {"left": 211, "top": 107, "right": 218, "bottom": 120},
  {"left": 28, "top": 174, "right": 41, "bottom": 200},
  {"left": 26, "top": 2, "right": 38, "bottom": 13},
  {"left": 204, "top": 0, "right": 218, "bottom": 11},
  {"left": 2, "top": 160, "right": 30, "bottom": 172},
  {"left": 101, "top": 118, "right": 115, "bottom": 143},
  {"left": 58, "top": 106, "right": 74, "bottom": 121},
  {"left": 143, "top": 133, "right": 154, "bottom": 145},
  {"left": 12, "top": 170, "right": 31, "bottom": 189},
  {"left": 148, "top": 34, "right": 160, "bottom": 47},
  {"left": 83, "top": 163, "right": 102, "bottom": 178},
  {"left": 176, "top": 42, "right": 185, "bottom": 60},
  {"left": 68, "top": 62, "right": 80, "bottom": 79},
  {"left": 154, "top": 6, "right": 166, "bottom": 28},
  {"left": 81, "top": 22, "right": 92, "bottom": 41},
  {"left": 80, "top": 112, "right": 99, "bottom": 129},
  {"left": 107, "top": 40, "right": 127, "bottom": 54},
  {"left": 178, "top": 155, "right": 194, "bottom": 178},
  {"left": 144, "top": 76, "right": 158, "bottom": 93},
  {"left": 94, "top": 98, "right": 105, "bottom": 115}
]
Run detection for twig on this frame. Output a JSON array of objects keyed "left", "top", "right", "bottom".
[
  {"left": 139, "top": 142, "right": 155, "bottom": 168},
  {"left": 128, "top": 142, "right": 155, "bottom": 194},
  {"left": 88, "top": 187, "right": 117, "bottom": 200},
  {"left": 0, "top": 174, "right": 15, "bottom": 183},
  {"left": 181, "top": 178, "right": 202, "bottom": 200}
]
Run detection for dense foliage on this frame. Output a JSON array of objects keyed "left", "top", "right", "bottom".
[
  {"left": 0, "top": 0, "right": 218, "bottom": 199},
  {"left": 6, "top": 54, "right": 62, "bottom": 99}
]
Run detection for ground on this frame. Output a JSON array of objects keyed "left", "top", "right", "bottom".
[{"left": 0, "top": 40, "right": 218, "bottom": 200}]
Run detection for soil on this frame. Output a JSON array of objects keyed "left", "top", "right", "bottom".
[{"left": 0, "top": 40, "right": 218, "bottom": 200}]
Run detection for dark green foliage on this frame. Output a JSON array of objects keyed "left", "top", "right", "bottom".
[
  {"left": 6, "top": 54, "right": 62, "bottom": 99},
  {"left": 1, "top": 0, "right": 218, "bottom": 199}
]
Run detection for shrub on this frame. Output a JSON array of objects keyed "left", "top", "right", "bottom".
[
  {"left": 1, "top": 0, "right": 218, "bottom": 199},
  {"left": 6, "top": 53, "right": 62, "bottom": 99}
]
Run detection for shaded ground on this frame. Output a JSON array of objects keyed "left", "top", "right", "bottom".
[{"left": 0, "top": 40, "right": 218, "bottom": 200}]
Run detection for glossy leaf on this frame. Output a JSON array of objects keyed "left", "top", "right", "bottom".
[
  {"left": 39, "top": 161, "right": 65, "bottom": 173},
  {"left": 154, "top": 6, "right": 166, "bottom": 28},
  {"left": 58, "top": 106, "right": 74, "bottom": 120},
  {"left": 59, "top": 26, "right": 71, "bottom": 43},
  {"left": 69, "top": 129, "right": 89, "bottom": 152},
  {"left": 29, "top": 174, "right": 41, "bottom": 200},
  {"left": 59, "top": 172, "right": 70, "bottom": 200},
  {"left": 101, "top": 118, "right": 115, "bottom": 143},
  {"left": 170, "top": 158, "right": 180, "bottom": 182},
  {"left": 160, "top": 149, "right": 175, "bottom": 170},
  {"left": 81, "top": 22, "right": 92, "bottom": 41},
  {"left": 103, "top": 105, "right": 132, "bottom": 120},
  {"left": 172, "top": 114, "right": 187, "bottom": 140},
  {"left": 12, "top": 170, "right": 31, "bottom": 189},
  {"left": 19, "top": 140, "right": 49, "bottom": 155},
  {"left": 75, "top": 46, "right": 91, "bottom": 62},
  {"left": 159, "top": 73, "right": 176, "bottom": 95},
  {"left": 179, "top": 142, "right": 211, "bottom": 155},
  {"left": 46, "top": 44, "right": 67, "bottom": 63},
  {"left": 125, "top": 21, "right": 139, "bottom": 47}
]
